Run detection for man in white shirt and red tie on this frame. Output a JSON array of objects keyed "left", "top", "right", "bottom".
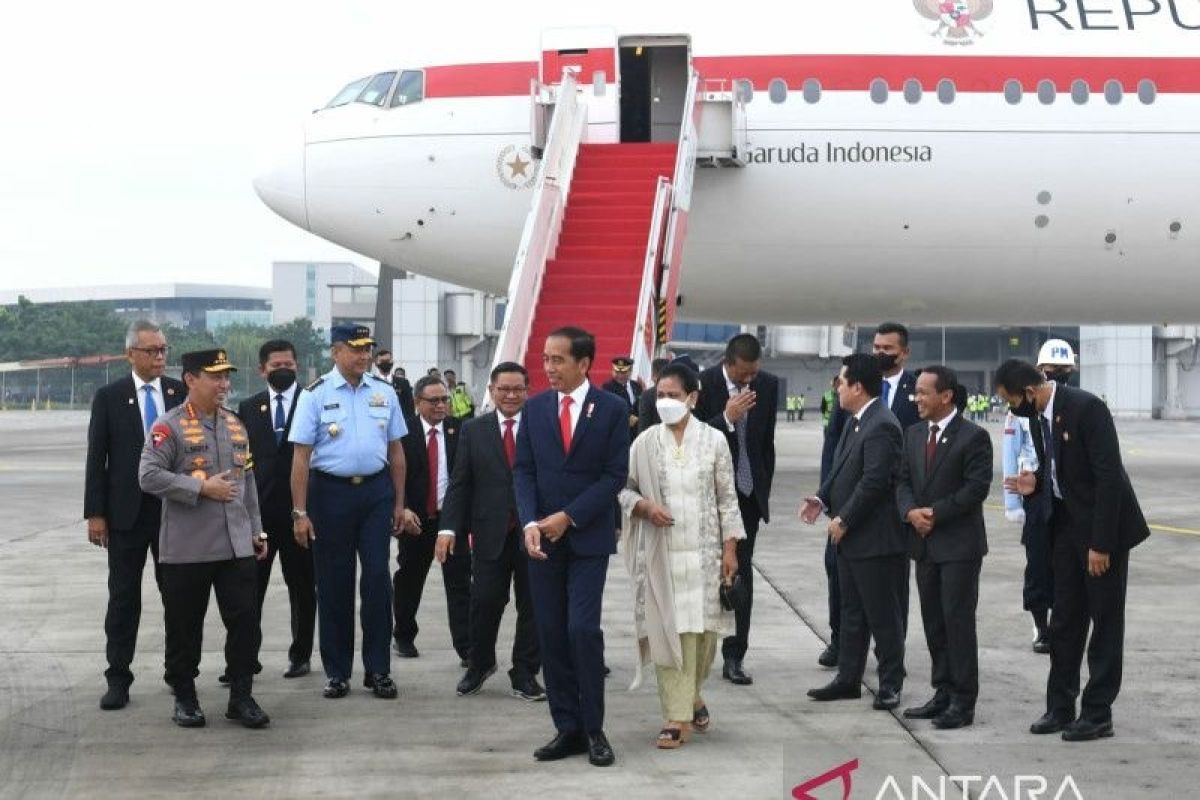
[{"left": 393, "top": 376, "right": 471, "bottom": 664}]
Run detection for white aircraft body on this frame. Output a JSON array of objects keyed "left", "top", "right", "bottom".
[{"left": 254, "top": 1, "right": 1200, "bottom": 324}]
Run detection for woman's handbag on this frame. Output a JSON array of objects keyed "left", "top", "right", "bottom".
[{"left": 719, "top": 573, "right": 749, "bottom": 613}]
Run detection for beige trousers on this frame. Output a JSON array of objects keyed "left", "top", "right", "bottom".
[{"left": 655, "top": 631, "right": 719, "bottom": 721}]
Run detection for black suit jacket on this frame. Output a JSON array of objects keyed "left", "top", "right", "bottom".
[
  {"left": 884, "top": 370, "right": 921, "bottom": 430},
  {"left": 695, "top": 365, "right": 778, "bottom": 523},
  {"left": 602, "top": 378, "right": 643, "bottom": 412},
  {"left": 896, "top": 414, "right": 992, "bottom": 563},
  {"left": 635, "top": 385, "right": 659, "bottom": 435},
  {"left": 84, "top": 374, "right": 186, "bottom": 530},
  {"left": 1032, "top": 384, "right": 1150, "bottom": 554},
  {"left": 818, "top": 399, "right": 907, "bottom": 560},
  {"left": 440, "top": 412, "right": 518, "bottom": 561},
  {"left": 237, "top": 388, "right": 300, "bottom": 524},
  {"left": 392, "top": 376, "right": 416, "bottom": 420},
  {"left": 401, "top": 416, "right": 460, "bottom": 525}
]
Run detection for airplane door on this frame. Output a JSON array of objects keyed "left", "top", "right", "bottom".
[
  {"left": 540, "top": 27, "right": 619, "bottom": 143},
  {"left": 618, "top": 36, "right": 691, "bottom": 143}
]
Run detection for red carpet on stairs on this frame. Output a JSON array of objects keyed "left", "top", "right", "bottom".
[{"left": 524, "top": 143, "right": 677, "bottom": 393}]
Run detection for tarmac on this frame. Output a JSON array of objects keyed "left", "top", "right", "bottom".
[{"left": 1, "top": 410, "right": 1198, "bottom": 799}]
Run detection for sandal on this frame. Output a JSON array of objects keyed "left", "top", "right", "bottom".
[
  {"left": 692, "top": 705, "right": 711, "bottom": 733},
  {"left": 657, "top": 726, "right": 686, "bottom": 749}
]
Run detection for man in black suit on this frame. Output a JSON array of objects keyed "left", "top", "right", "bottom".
[
  {"left": 996, "top": 359, "right": 1150, "bottom": 742},
  {"left": 436, "top": 362, "right": 544, "bottom": 700},
  {"left": 695, "top": 334, "right": 778, "bottom": 686},
  {"left": 817, "top": 321, "right": 919, "bottom": 668},
  {"left": 602, "top": 356, "right": 643, "bottom": 435},
  {"left": 237, "top": 339, "right": 315, "bottom": 679},
  {"left": 374, "top": 352, "right": 416, "bottom": 420},
  {"left": 84, "top": 320, "right": 186, "bottom": 710},
  {"left": 393, "top": 376, "right": 471, "bottom": 663},
  {"left": 803, "top": 353, "right": 907, "bottom": 710},
  {"left": 634, "top": 357, "right": 670, "bottom": 435},
  {"left": 897, "top": 366, "right": 992, "bottom": 729}
]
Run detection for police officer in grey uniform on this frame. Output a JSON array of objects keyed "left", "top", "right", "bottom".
[
  {"left": 139, "top": 349, "right": 271, "bottom": 729},
  {"left": 289, "top": 324, "right": 409, "bottom": 700}
]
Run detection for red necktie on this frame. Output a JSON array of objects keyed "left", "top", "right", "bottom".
[
  {"left": 426, "top": 427, "right": 439, "bottom": 517},
  {"left": 503, "top": 418, "right": 516, "bottom": 467},
  {"left": 559, "top": 396, "right": 574, "bottom": 455},
  {"left": 925, "top": 424, "right": 940, "bottom": 472}
]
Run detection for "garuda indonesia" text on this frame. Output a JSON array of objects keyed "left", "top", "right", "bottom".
[{"left": 748, "top": 142, "right": 934, "bottom": 165}]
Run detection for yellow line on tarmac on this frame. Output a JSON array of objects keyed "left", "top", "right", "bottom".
[{"left": 985, "top": 504, "right": 1200, "bottom": 537}]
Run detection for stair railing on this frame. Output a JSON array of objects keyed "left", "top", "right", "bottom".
[
  {"left": 628, "top": 176, "right": 673, "bottom": 388},
  {"left": 488, "top": 69, "right": 587, "bottom": 398},
  {"left": 659, "top": 69, "right": 704, "bottom": 345}
]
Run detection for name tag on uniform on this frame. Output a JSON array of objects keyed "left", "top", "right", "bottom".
[
  {"left": 323, "top": 403, "right": 340, "bottom": 411},
  {"left": 369, "top": 394, "right": 388, "bottom": 408}
]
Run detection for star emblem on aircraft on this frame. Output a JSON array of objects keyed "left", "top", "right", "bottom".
[
  {"left": 496, "top": 145, "right": 538, "bottom": 189},
  {"left": 913, "top": 0, "right": 993, "bottom": 45},
  {"left": 507, "top": 153, "right": 530, "bottom": 178}
]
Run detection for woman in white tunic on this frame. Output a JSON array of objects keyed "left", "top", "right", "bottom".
[{"left": 620, "top": 363, "right": 745, "bottom": 748}]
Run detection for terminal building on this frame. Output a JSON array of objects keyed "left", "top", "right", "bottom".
[{"left": 0, "top": 283, "right": 270, "bottom": 331}]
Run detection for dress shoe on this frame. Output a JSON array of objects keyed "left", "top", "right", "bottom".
[
  {"left": 226, "top": 696, "right": 270, "bottom": 729},
  {"left": 172, "top": 696, "right": 206, "bottom": 728},
  {"left": 807, "top": 680, "right": 861, "bottom": 701},
  {"left": 394, "top": 638, "right": 419, "bottom": 658},
  {"left": 456, "top": 665, "right": 496, "bottom": 697},
  {"left": 588, "top": 731, "right": 616, "bottom": 767},
  {"left": 534, "top": 731, "right": 588, "bottom": 761},
  {"left": 283, "top": 660, "right": 310, "bottom": 679},
  {"left": 460, "top": 658, "right": 470, "bottom": 669},
  {"left": 1032, "top": 631, "right": 1051, "bottom": 654},
  {"left": 323, "top": 678, "right": 350, "bottom": 699},
  {"left": 512, "top": 675, "right": 547, "bottom": 702},
  {"left": 100, "top": 684, "right": 129, "bottom": 711},
  {"left": 1061, "top": 718, "right": 1114, "bottom": 742},
  {"left": 1030, "top": 711, "right": 1075, "bottom": 734},
  {"left": 904, "top": 694, "right": 950, "bottom": 719},
  {"left": 722, "top": 659, "right": 753, "bottom": 686},
  {"left": 817, "top": 642, "right": 839, "bottom": 668},
  {"left": 364, "top": 673, "right": 398, "bottom": 699},
  {"left": 873, "top": 688, "right": 902, "bottom": 711},
  {"left": 932, "top": 706, "right": 974, "bottom": 729}
]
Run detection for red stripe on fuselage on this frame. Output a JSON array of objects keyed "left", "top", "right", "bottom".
[{"left": 422, "top": 54, "right": 1200, "bottom": 98}]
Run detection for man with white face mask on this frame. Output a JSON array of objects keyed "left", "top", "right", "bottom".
[{"left": 620, "top": 362, "right": 745, "bottom": 750}]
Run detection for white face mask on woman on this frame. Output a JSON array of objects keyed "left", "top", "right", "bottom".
[{"left": 656, "top": 397, "right": 691, "bottom": 426}]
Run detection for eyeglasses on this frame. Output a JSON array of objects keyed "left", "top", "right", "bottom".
[
  {"left": 131, "top": 346, "right": 169, "bottom": 358},
  {"left": 420, "top": 396, "right": 451, "bottom": 404},
  {"left": 493, "top": 386, "right": 527, "bottom": 395}
]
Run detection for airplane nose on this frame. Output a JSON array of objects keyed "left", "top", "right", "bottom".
[{"left": 253, "top": 136, "right": 308, "bottom": 230}]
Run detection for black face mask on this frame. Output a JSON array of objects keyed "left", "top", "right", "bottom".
[
  {"left": 1009, "top": 391, "right": 1038, "bottom": 419},
  {"left": 876, "top": 352, "right": 899, "bottom": 373},
  {"left": 267, "top": 368, "right": 296, "bottom": 392},
  {"left": 377, "top": 361, "right": 393, "bottom": 373},
  {"left": 1043, "top": 368, "right": 1072, "bottom": 384}
]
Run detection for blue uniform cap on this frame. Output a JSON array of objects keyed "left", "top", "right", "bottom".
[{"left": 331, "top": 323, "right": 375, "bottom": 347}]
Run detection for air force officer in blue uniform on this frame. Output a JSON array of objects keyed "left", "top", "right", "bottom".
[{"left": 514, "top": 327, "right": 629, "bottom": 768}]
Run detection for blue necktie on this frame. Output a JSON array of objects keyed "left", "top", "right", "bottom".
[
  {"left": 143, "top": 385, "right": 158, "bottom": 432},
  {"left": 881, "top": 379, "right": 892, "bottom": 408},
  {"left": 274, "top": 394, "right": 286, "bottom": 444}
]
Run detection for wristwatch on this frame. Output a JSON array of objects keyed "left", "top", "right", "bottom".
[{"left": 290, "top": 509, "right": 308, "bottom": 521}]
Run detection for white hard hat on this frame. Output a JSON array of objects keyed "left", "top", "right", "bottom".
[{"left": 1037, "top": 339, "right": 1076, "bottom": 367}]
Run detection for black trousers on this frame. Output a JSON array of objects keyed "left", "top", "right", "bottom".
[
  {"left": 469, "top": 527, "right": 540, "bottom": 681},
  {"left": 104, "top": 500, "right": 175, "bottom": 686},
  {"left": 256, "top": 512, "right": 316, "bottom": 664},
  {"left": 162, "top": 557, "right": 261, "bottom": 698},
  {"left": 722, "top": 492, "right": 761, "bottom": 662},
  {"left": 836, "top": 552, "right": 907, "bottom": 692},
  {"left": 1021, "top": 513, "right": 1055, "bottom": 615},
  {"left": 1046, "top": 526, "right": 1129, "bottom": 723},
  {"left": 393, "top": 516, "right": 472, "bottom": 659},
  {"left": 824, "top": 536, "right": 840, "bottom": 643},
  {"left": 916, "top": 558, "right": 981, "bottom": 710}
]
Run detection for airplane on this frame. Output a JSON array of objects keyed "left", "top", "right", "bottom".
[{"left": 254, "top": 1, "right": 1200, "bottom": 336}]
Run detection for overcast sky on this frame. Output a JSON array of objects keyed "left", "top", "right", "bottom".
[{"left": 1, "top": 1, "right": 689, "bottom": 291}]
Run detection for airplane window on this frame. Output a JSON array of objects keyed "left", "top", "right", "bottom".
[
  {"left": 1037, "top": 80, "right": 1056, "bottom": 105},
  {"left": 1138, "top": 79, "right": 1157, "bottom": 104},
  {"left": 937, "top": 79, "right": 956, "bottom": 104},
  {"left": 768, "top": 78, "right": 787, "bottom": 104},
  {"left": 870, "top": 78, "right": 888, "bottom": 104},
  {"left": 903, "top": 79, "right": 922, "bottom": 104},
  {"left": 802, "top": 78, "right": 821, "bottom": 104},
  {"left": 1104, "top": 80, "right": 1123, "bottom": 105},
  {"left": 326, "top": 76, "right": 371, "bottom": 109},
  {"left": 357, "top": 72, "right": 397, "bottom": 107},
  {"left": 1071, "top": 80, "right": 1090, "bottom": 104},
  {"left": 1004, "top": 79, "right": 1022, "bottom": 105},
  {"left": 734, "top": 79, "right": 753, "bottom": 103},
  {"left": 391, "top": 70, "right": 425, "bottom": 107}
]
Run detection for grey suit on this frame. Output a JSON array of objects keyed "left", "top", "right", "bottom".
[
  {"left": 817, "top": 399, "right": 907, "bottom": 691},
  {"left": 897, "top": 413, "right": 992, "bottom": 710}
]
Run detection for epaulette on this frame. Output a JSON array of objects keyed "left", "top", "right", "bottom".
[
  {"left": 306, "top": 377, "right": 326, "bottom": 391},
  {"left": 367, "top": 374, "right": 389, "bottom": 384}
]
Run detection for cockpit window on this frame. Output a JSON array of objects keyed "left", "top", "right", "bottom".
[
  {"left": 357, "top": 72, "right": 397, "bottom": 107},
  {"left": 390, "top": 71, "right": 425, "bottom": 107},
  {"left": 326, "top": 76, "right": 371, "bottom": 109}
]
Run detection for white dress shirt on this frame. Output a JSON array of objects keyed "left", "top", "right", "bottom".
[
  {"left": 1042, "top": 382, "right": 1063, "bottom": 499},
  {"left": 883, "top": 371, "right": 902, "bottom": 410},
  {"left": 268, "top": 382, "right": 297, "bottom": 430},
  {"left": 854, "top": 396, "right": 879, "bottom": 421},
  {"left": 557, "top": 380, "right": 591, "bottom": 436},
  {"left": 930, "top": 407, "right": 957, "bottom": 437},
  {"left": 421, "top": 418, "right": 450, "bottom": 511},
  {"left": 722, "top": 365, "right": 749, "bottom": 431},
  {"left": 132, "top": 372, "right": 164, "bottom": 435}
]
